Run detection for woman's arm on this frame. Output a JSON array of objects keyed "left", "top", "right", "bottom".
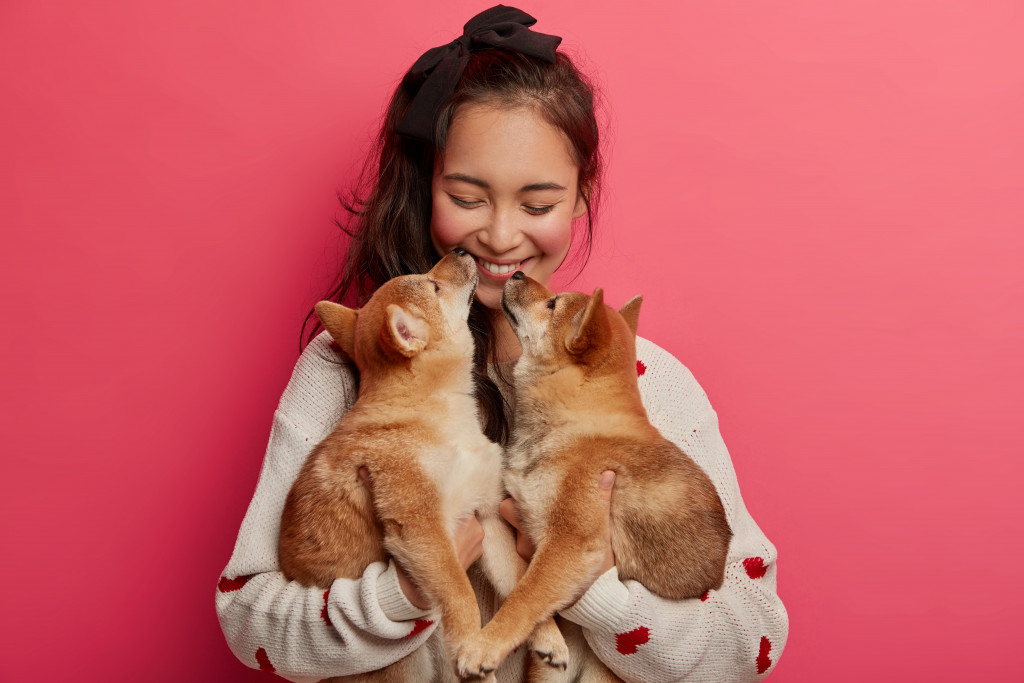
[
  {"left": 215, "top": 334, "right": 438, "bottom": 681},
  {"left": 558, "top": 339, "right": 789, "bottom": 682}
]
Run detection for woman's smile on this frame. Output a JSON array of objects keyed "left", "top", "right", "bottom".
[{"left": 476, "top": 255, "right": 528, "bottom": 279}]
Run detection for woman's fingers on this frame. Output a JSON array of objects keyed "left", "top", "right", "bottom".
[
  {"left": 499, "top": 496, "right": 536, "bottom": 561},
  {"left": 500, "top": 496, "right": 535, "bottom": 560},
  {"left": 498, "top": 497, "right": 519, "bottom": 527},
  {"left": 453, "top": 514, "right": 485, "bottom": 570}
]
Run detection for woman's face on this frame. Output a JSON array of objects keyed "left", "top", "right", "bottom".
[{"left": 430, "top": 104, "right": 585, "bottom": 310}]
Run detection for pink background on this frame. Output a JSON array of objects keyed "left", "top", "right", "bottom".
[{"left": 2, "top": 1, "right": 1021, "bottom": 680}]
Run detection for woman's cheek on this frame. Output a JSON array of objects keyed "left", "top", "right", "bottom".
[
  {"left": 533, "top": 213, "right": 574, "bottom": 259},
  {"left": 429, "top": 201, "right": 466, "bottom": 254}
]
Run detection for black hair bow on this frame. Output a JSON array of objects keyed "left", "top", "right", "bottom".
[{"left": 394, "top": 5, "right": 562, "bottom": 143}]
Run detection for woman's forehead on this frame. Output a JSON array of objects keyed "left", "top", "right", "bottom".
[{"left": 440, "top": 105, "right": 579, "bottom": 189}]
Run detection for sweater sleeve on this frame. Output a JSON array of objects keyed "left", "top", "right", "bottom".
[
  {"left": 215, "top": 333, "right": 438, "bottom": 681},
  {"left": 559, "top": 338, "right": 789, "bottom": 682}
]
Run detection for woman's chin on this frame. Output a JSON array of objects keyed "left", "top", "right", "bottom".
[{"left": 473, "top": 286, "right": 503, "bottom": 312}]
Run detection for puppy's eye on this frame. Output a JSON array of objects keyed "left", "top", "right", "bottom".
[
  {"left": 546, "top": 298, "right": 557, "bottom": 310},
  {"left": 433, "top": 281, "right": 440, "bottom": 294}
]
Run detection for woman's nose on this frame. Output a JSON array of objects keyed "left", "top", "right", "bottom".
[{"left": 478, "top": 208, "right": 523, "bottom": 253}]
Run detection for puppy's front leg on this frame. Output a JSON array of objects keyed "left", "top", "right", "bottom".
[
  {"left": 382, "top": 512, "right": 482, "bottom": 647},
  {"left": 369, "top": 468, "right": 482, "bottom": 650},
  {"left": 477, "top": 513, "right": 569, "bottom": 673},
  {"left": 458, "top": 498, "right": 607, "bottom": 679}
]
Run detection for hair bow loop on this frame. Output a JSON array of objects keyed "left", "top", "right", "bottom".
[{"left": 395, "top": 5, "right": 562, "bottom": 143}]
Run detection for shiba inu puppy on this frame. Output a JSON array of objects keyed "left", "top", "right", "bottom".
[
  {"left": 456, "top": 272, "right": 732, "bottom": 682},
  {"left": 279, "top": 251, "right": 564, "bottom": 682}
]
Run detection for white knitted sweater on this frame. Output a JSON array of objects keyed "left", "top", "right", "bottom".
[{"left": 216, "top": 333, "right": 789, "bottom": 681}]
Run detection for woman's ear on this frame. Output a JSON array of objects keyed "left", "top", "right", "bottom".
[{"left": 572, "top": 185, "right": 589, "bottom": 219}]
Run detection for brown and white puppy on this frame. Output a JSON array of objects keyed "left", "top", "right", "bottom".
[
  {"left": 278, "top": 251, "right": 564, "bottom": 683},
  {"left": 456, "top": 272, "right": 733, "bottom": 682}
]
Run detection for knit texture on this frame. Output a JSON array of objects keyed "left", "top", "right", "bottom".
[{"left": 216, "top": 332, "right": 789, "bottom": 681}]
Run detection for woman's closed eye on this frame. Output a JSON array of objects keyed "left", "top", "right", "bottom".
[
  {"left": 448, "top": 194, "right": 556, "bottom": 216},
  {"left": 449, "top": 195, "right": 483, "bottom": 208}
]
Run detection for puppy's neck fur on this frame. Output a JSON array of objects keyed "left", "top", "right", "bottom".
[
  {"left": 512, "top": 356, "right": 650, "bottom": 441},
  {"left": 355, "top": 348, "right": 476, "bottom": 415}
]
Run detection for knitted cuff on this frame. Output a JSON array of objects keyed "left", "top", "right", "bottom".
[
  {"left": 376, "top": 560, "right": 433, "bottom": 622},
  {"left": 558, "top": 566, "right": 630, "bottom": 632}
]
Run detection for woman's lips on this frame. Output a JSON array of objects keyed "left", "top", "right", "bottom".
[{"left": 476, "top": 256, "right": 529, "bottom": 280}]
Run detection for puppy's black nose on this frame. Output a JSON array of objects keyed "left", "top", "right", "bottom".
[
  {"left": 511, "top": 271, "right": 525, "bottom": 280},
  {"left": 453, "top": 247, "right": 468, "bottom": 257}
]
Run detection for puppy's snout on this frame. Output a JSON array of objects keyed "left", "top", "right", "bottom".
[
  {"left": 432, "top": 249, "right": 477, "bottom": 288},
  {"left": 511, "top": 271, "right": 525, "bottom": 280}
]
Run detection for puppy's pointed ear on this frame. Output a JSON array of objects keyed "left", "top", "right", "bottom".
[
  {"left": 382, "top": 304, "right": 430, "bottom": 358},
  {"left": 567, "top": 288, "right": 609, "bottom": 355},
  {"left": 315, "top": 301, "right": 358, "bottom": 357},
  {"left": 619, "top": 296, "right": 643, "bottom": 337}
]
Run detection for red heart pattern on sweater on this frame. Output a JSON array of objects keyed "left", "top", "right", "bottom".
[
  {"left": 615, "top": 626, "right": 650, "bottom": 655},
  {"left": 321, "top": 590, "right": 332, "bottom": 627},
  {"left": 636, "top": 360, "right": 647, "bottom": 376},
  {"left": 404, "top": 619, "right": 434, "bottom": 638},
  {"left": 756, "top": 636, "right": 772, "bottom": 674},
  {"left": 256, "top": 647, "right": 275, "bottom": 672},
  {"left": 217, "top": 575, "right": 254, "bottom": 592},
  {"left": 744, "top": 557, "right": 767, "bottom": 579}
]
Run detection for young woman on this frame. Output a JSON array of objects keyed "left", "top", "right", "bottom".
[{"left": 216, "top": 7, "right": 788, "bottom": 681}]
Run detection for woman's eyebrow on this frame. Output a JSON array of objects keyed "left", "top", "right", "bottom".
[
  {"left": 519, "top": 182, "right": 566, "bottom": 192},
  {"left": 444, "top": 173, "right": 490, "bottom": 188},
  {"left": 443, "top": 173, "right": 566, "bottom": 193}
]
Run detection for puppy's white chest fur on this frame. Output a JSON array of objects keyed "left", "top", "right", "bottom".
[{"left": 424, "top": 403, "right": 504, "bottom": 527}]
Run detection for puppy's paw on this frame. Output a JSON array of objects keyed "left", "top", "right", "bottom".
[
  {"left": 530, "top": 620, "right": 569, "bottom": 671},
  {"left": 456, "top": 634, "right": 502, "bottom": 681}
]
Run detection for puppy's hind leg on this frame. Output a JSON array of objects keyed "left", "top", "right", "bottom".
[
  {"left": 476, "top": 512, "right": 525, "bottom": 597},
  {"left": 477, "top": 513, "right": 569, "bottom": 675}
]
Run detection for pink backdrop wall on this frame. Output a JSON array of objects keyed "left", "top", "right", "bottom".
[{"left": 2, "top": 1, "right": 1021, "bottom": 680}]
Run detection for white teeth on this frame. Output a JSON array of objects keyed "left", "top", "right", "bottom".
[{"left": 480, "top": 259, "right": 521, "bottom": 275}]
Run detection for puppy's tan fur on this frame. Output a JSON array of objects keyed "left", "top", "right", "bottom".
[
  {"left": 457, "top": 275, "right": 732, "bottom": 682},
  {"left": 279, "top": 252, "right": 565, "bottom": 682}
]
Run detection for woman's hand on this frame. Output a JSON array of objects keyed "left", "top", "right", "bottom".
[
  {"left": 499, "top": 470, "right": 617, "bottom": 583},
  {"left": 498, "top": 496, "right": 537, "bottom": 560},
  {"left": 359, "top": 467, "right": 484, "bottom": 610}
]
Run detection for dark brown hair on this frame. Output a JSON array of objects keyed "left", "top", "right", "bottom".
[{"left": 303, "top": 48, "right": 602, "bottom": 444}]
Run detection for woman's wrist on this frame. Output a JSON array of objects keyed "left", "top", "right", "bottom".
[
  {"left": 376, "top": 561, "right": 432, "bottom": 622},
  {"left": 395, "top": 563, "right": 431, "bottom": 610}
]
